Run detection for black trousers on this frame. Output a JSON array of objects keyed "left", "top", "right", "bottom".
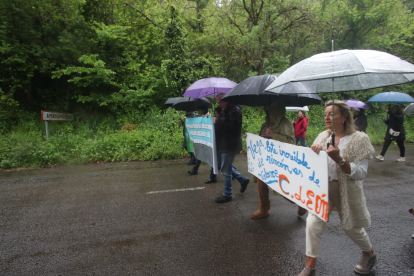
[{"left": 380, "top": 139, "right": 405, "bottom": 157}]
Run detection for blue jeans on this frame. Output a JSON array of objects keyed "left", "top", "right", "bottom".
[
  {"left": 217, "top": 151, "right": 247, "bottom": 197},
  {"left": 295, "top": 138, "right": 308, "bottom": 147},
  {"left": 209, "top": 166, "right": 244, "bottom": 183}
]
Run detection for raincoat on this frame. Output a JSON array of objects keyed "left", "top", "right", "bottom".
[
  {"left": 259, "top": 102, "right": 295, "bottom": 144},
  {"left": 293, "top": 116, "right": 308, "bottom": 138},
  {"left": 253, "top": 102, "right": 295, "bottom": 184}
]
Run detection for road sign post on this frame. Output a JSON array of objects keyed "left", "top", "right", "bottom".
[{"left": 41, "top": 111, "right": 74, "bottom": 140}]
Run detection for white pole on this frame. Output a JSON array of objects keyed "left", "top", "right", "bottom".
[{"left": 45, "top": 121, "right": 50, "bottom": 141}]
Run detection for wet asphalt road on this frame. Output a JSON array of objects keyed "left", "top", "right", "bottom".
[{"left": 1, "top": 144, "right": 414, "bottom": 276}]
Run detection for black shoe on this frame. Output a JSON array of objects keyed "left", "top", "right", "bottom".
[
  {"left": 188, "top": 169, "right": 198, "bottom": 175},
  {"left": 205, "top": 179, "right": 217, "bottom": 184},
  {"left": 215, "top": 196, "right": 232, "bottom": 203},
  {"left": 240, "top": 178, "right": 250, "bottom": 193}
]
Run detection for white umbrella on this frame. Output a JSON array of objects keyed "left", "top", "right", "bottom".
[
  {"left": 266, "top": 49, "right": 414, "bottom": 94},
  {"left": 285, "top": 106, "right": 309, "bottom": 112},
  {"left": 265, "top": 49, "right": 414, "bottom": 145},
  {"left": 405, "top": 103, "right": 414, "bottom": 115}
]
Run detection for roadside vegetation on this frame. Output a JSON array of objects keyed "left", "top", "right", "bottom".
[
  {"left": 1, "top": 0, "right": 413, "bottom": 169},
  {"left": 1, "top": 102, "right": 413, "bottom": 169}
]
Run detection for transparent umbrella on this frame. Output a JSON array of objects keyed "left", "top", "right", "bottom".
[
  {"left": 265, "top": 49, "right": 414, "bottom": 145},
  {"left": 405, "top": 104, "right": 414, "bottom": 115},
  {"left": 286, "top": 106, "right": 309, "bottom": 112}
]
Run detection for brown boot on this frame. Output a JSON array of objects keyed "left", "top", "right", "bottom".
[{"left": 251, "top": 210, "right": 269, "bottom": 219}]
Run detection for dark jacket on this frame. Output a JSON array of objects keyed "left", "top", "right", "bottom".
[
  {"left": 354, "top": 112, "right": 368, "bottom": 133},
  {"left": 215, "top": 104, "right": 243, "bottom": 154},
  {"left": 293, "top": 117, "right": 308, "bottom": 138},
  {"left": 383, "top": 111, "right": 405, "bottom": 141}
]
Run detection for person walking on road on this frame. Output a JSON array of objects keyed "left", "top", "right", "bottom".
[
  {"left": 353, "top": 108, "right": 368, "bottom": 133},
  {"left": 249, "top": 103, "right": 307, "bottom": 219},
  {"left": 188, "top": 105, "right": 210, "bottom": 175},
  {"left": 205, "top": 107, "right": 222, "bottom": 183},
  {"left": 214, "top": 93, "right": 250, "bottom": 203},
  {"left": 298, "top": 100, "right": 377, "bottom": 276},
  {"left": 293, "top": 110, "right": 309, "bottom": 147},
  {"left": 205, "top": 107, "right": 244, "bottom": 184},
  {"left": 180, "top": 111, "right": 197, "bottom": 165},
  {"left": 375, "top": 105, "right": 406, "bottom": 162}
]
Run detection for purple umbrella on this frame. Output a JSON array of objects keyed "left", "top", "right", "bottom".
[
  {"left": 183, "top": 77, "right": 237, "bottom": 98},
  {"left": 343, "top": 99, "right": 369, "bottom": 110}
]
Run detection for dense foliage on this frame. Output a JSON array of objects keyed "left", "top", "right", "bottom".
[{"left": 1, "top": 0, "right": 414, "bottom": 168}]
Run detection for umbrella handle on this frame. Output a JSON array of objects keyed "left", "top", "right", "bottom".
[{"left": 331, "top": 133, "right": 335, "bottom": 147}]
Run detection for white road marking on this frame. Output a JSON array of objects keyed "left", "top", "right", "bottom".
[{"left": 147, "top": 187, "right": 205, "bottom": 194}]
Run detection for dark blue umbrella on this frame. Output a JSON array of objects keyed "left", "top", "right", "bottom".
[{"left": 367, "top": 91, "right": 414, "bottom": 103}]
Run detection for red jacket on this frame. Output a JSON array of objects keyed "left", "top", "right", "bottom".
[{"left": 293, "top": 117, "right": 308, "bottom": 138}]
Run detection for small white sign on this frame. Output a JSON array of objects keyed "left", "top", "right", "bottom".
[
  {"left": 41, "top": 110, "right": 73, "bottom": 121},
  {"left": 246, "top": 133, "right": 329, "bottom": 221}
]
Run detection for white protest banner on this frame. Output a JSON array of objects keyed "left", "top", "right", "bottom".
[
  {"left": 246, "top": 133, "right": 329, "bottom": 221},
  {"left": 186, "top": 117, "right": 218, "bottom": 174}
]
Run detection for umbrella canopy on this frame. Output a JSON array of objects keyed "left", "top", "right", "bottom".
[
  {"left": 164, "top": 97, "right": 183, "bottom": 106},
  {"left": 183, "top": 77, "right": 237, "bottom": 99},
  {"left": 343, "top": 99, "right": 369, "bottom": 109},
  {"left": 221, "top": 74, "right": 322, "bottom": 107},
  {"left": 405, "top": 103, "right": 414, "bottom": 115},
  {"left": 170, "top": 97, "right": 210, "bottom": 112},
  {"left": 367, "top": 91, "right": 414, "bottom": 103},
  {"left": 265, "top": 49, "right": 414, "bottom": 146},
  {"left": 286, "top": 106, "right": 309, "bottom": 112},
  {"left": 265, "top": 49, "right": 414, "bottom": 95}
]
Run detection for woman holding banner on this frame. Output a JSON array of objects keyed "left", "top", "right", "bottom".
[
  {"left": 188, "top": 104, "right": 210, "bottom": 175},
  {"left": 247, "top": 102, "right": 307, "bottom": 219},
  {"left": 298, "top": 100, "right": 377, "bottom": 276}
]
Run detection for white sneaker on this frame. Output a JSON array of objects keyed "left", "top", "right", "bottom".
[
  {"left": 411, "top": 234, "right": 414, "bottom": 239},
  {"left": 397, "top": 157, "right": 405, "bottom": 162},
  {"left": 375, "top": 155, "right": 384, "bottom": 161}
]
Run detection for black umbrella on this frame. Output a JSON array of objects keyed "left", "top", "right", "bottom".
[
  {"left": 164, "top": 97, "right": 183, "bottom": 106},
  {"left": 221, "top": 74, "right": 322, "bottom": 107},
  {"left": 171, "top": 97, "right": 210, "bottom": 112}
]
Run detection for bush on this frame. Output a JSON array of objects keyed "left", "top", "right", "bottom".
[
  {"left": 0, "top": 108, "right": 187, "bottom": 169},
  {"left": 1, "top": 105, "right": 414, "bottom": 170}
]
